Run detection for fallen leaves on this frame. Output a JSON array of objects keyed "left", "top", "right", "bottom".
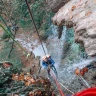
[
  {"left": 2, "top": 62, "right": 12, "bottom": 68},
  {"left": 75, "top": 67, "right": 88, "bottom": 76},
  {"left": 12, "top": 74, "right": 19, "bottom": 81},
  {"left": 12, "top": 73, "right": 51, "bottom": 87},
  {"left": 75, "top": 68, "right": 80, "bottom": 75}
]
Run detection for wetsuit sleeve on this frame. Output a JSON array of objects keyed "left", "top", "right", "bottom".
[
  {"left": 42, "top": 61, "right": 47, "bottom": 68},
  {"left": 50, "top": 58, "right": 55, "bottom": 65}
]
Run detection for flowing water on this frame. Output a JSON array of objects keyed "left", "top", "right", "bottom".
[
  {"left": 46, "top": 24, "right": 96, "bottom": 87},
  {"left": 47, "top": 25, "right": 67, "bottom": 68},
  {"left": 15, "top": 36, "right": 48, "bottom": 57},
  {"left": 16, "top": 25, "right": 95, "bottom": 88}
]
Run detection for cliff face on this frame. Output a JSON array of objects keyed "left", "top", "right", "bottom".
[
  {"left": 52, "top": 0, "right": 96, "bottom": 56},
  {"left": 45, "top": 0, "right": 70, "bottom": 12}
]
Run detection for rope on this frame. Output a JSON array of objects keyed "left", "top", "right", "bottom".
[
  {"left": 25, "top": 0, "right": 46, "bottom": 55},
  {"left": 0, "top": 0, "right": 18, "bottom": 57},
  {"left": 51, "top": 70, "right": 64, "bottom": 96},
  {"left": 76, "top": 74, "right": 90, "bottom": 88},
  {"left": 50, "top": 69, "right": 74, "bottom": 95},
  {"left": 0, "top": 23, "right": 28, "bottom": 55},
  {"left": 59, "top": 82, "right": 74, "bottom": 94}
]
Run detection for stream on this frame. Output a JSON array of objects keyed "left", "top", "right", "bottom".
[{"left": 16, "top": 24, "right": 95, "bottom": 91}]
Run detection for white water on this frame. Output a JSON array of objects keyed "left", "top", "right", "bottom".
[
  {"left": 15, "top": 25, "right": 96, "bottom": 92},
  {"left": 15, "top": 25, "right": 95, "bottom": 71},
  {"left": 15, "top": 37, "right": 48, "bottom": 57},
  {"left": 68, "top": 58, "right": 96, "bottom": 70},
  {"left": 46, "top": 24, "right": 96, "bottom": 87},
  {"left": 47, "top": 25, "right": 67, "bottom": 68}
]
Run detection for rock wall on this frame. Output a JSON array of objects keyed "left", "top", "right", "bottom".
[
  {"left": 45, "top": 0, "right": 70, "bottom": 12},
  {"left": 52, "top": 0, "right": 96, "bottom": 56}
]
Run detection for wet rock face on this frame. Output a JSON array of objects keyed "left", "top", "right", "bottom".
[
  {"left": 45, "top": 0, "right": 70, "bottom": 12},
  {"left": 52, "top": 0, "right": 96, "bottom": 56}
]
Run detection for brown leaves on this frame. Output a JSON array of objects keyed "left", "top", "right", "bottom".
[
  {"left": 12, "top": 73, "right": 36, "bottom": 86},
  {"left": 12, "top": 74, "right": 19, "bottom": 81},
  {"left": 75, "top": 68, "right": 80, "bottom": 75},
  {"left": 25, "top": 81, "right": 32, "bottom": 86},
  {"left": 24, "top": 76, "right": 32, "bottom": 81},
  {"left": 12, "top": 73, "right": 51, "bottom": 87},
  {"left": 75, "top": 67, "right": 89, "bottom": 76},
  {"left": 25, "top": 78, "right": 36, "bottom": 86},
  {"left": 18, "top": 73, "right": 24, "bottom": 81},
  {"left": 11, "top": 73, "right": 52, "bottom": 96},
  {"left": 71, "top": 5, "right": 76, "bottom": 11},
  {"left": 2, "top": 62, "right": 12, "bottom": 68},
  {"left": 28, "top": 90, "right": 42, "bottom": 96},
  {"left": 85, "top": 11, "right": 92, "bottom": 16}
]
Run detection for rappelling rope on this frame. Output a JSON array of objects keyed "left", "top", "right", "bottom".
[
  {"left": 25, "top": 0, "right": 46, "bottom": 55},
  {"left": 25, "top": 0, "right": 76, "bottom": 95},
  {"left": 1, "top": 0, "right": 20, "bottom": 57},
  {"left": 51, "top": 69, "right": 74, "bottom": 95},
  {"left": 0, "top": 23, "right": 28, "bottom": 55},
  {"left": 59, "top": 82, "right": 74, "bottom": 94},
  {"left": 51, "top": 69, "right": 64, "bottom": 96},
  {"left": 76, "top": 74, "right": 90, "bottom": 88}
]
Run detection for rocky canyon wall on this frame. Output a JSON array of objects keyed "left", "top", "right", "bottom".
[
  {"left": 52, "top": 0, "right": 96, "bottom": 56},
  {"left": 45, "top": 0, "right": 70, "bottom": 12}
]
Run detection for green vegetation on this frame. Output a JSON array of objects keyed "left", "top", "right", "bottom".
[
  {"left": 0, "top": 41, "right": 22, "bottom": 67},
  {"left": 63, "top": 28, "right": 87, "bottom": 64},
  {"left": 12, "top": 0, "right": 54, "bottom": 31}
]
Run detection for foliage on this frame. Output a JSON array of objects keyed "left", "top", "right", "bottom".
[
  {"left": 0, "top": 41, "right": 22, "bottom": 67},
  {"left": 1, "top": 27, "right": 12, "bottom": 40},
  {"left": 0, "top": 64, "right": 54, "bottom": 95},
  {"left": 12, "top": 0, "right": 52, "bottom": 30},
  {"left": 66, "top": 28, "right": 85, "bottom": 54},
  {"left": 63, "top": 28, "right": 87, "bottom": 63},
  {"left": 1, "top": 31, "right": 9, "bottom": 39},
  {"left": 1, "top": 0, "right": 54, "bottom": 39},
  {"left": 0, "top": 16, "right": 13, "bottom": 40},
  {"left": 66, "top": 28, "right": 74, "bottom": 44}
]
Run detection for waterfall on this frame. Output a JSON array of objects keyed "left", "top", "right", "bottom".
[
  {"left": 46, "top": 24, "right": 67, "bottom": 68},
  {"left": 15, "top": 35, "right": 48, "bottom": 58}
]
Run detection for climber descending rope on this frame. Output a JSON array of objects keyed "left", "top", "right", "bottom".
[
  {"left": 25, "top": 0, "right": 96, "bottom": 96},
  {"left": 25, "top": 0, "right": 76, "bottom": 96},
  {"left": 42, "top": 55, "right": 58, "bottom": 79},
  {"left": 25, "top": 1, "right": 66, "bottom": 96}
]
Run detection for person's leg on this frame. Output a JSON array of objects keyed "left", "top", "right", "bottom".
[
  {"left": 51, "top": 65, "right": 58, "bottom": 78},
  {"left": 47, "top": 68, "right": 51, "bottom": 79}
]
